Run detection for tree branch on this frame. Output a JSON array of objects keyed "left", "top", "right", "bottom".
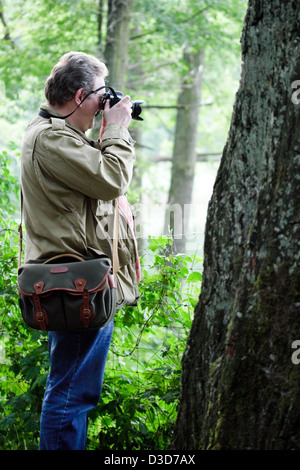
[
  {"left": 130, "top": 7, "right": 209, "bottom": 41},
  {"left": 0, "top": 0, "right": 15, "bottom": 47},
  {"left": 142, "top": 99, "right": 213, "bottom": 111},
  {"left": 150, "top": 152, "right": 222, "bottom": 163}
]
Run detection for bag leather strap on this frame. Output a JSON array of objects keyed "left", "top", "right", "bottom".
[
  {"left": 18, "top": 190, "right": 24, "bottom": 270},
  {"left": 112, "top": 201, "right": 120, "bottom": 275},
  {"left": 43, "top": 253, "right": 86, "bottom": 264},
  {"left": 18, "top": 114, "right": 121, "bottom": 276},
  {"left": 18, "top": 189, "right": 120, "bottom": 277}
]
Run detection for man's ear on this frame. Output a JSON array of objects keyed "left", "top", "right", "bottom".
[{"left": 75, "top": 88, "right": 85, "bottom": 105}]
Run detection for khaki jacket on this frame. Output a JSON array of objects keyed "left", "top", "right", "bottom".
[{"left": 21, "top": 105, "right": 140, "bottom": 308}]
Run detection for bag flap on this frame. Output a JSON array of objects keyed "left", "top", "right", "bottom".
[{"left": 18, "top": 257, "right": 112, "bottom": 295}]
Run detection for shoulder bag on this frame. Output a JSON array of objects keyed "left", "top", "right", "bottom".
[{"left": 17, "top": 194, "right": 120, "bottom": 332}]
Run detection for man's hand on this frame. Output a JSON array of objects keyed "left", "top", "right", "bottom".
[{"left": 103, "top": 95, "right": 132, "bottom": 128}]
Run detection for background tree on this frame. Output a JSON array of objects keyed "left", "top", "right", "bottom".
[
  {"left": 90, "top": 0, "right": 135, "bottom": 140},
  {"left": 171, "top": 0, "right": 300, "bottom": 450},
  {"left": 139, "top": 0, "right": 247, "bottom": 252},
  {"left": 164, "top": 49, "right": 204, "bottom": 252},
  {"left": 103, "top": 0, "right": 135, "bottom": 89}
]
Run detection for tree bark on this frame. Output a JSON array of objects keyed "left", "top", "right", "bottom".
[
  {"left": 91, "top": 0, "right": 135, "bottom": 140},
  {"left": 104, "top": 0, "right": 135, "bottom": 89},
  {"left": 171, "top": 0, "right": 300, "bottom": 450},
  {"left": 164, "top": 49, "right": 204, "bottom": 252},
  {"left": 97, "top": 0, "right": 104, "bottom": 52}
]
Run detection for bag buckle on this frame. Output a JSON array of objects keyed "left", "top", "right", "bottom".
[
  {"left": 80, "top": 290, "right": 94, "bottom": 328},
  {"left": 32, "top": 293, "right": 48, "bottom": 331}
]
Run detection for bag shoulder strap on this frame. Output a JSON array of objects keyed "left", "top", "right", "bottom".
[
  {"left": 112, "top": 201, "right": 120, "bottom": 275},
  {"left": 18, "top": 120, "right": 52, "bottom": 268},
  {"left": 18, "top": 191, "right": 23, "bottom": 269},
  {"left": 18, "top": 193, "right": 120, "bottom": 275},
  {"left": 19, "top": 117, "right": 120, "bottom": 274}
]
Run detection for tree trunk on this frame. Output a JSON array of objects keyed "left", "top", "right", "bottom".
[
  {"left": 164, "top": 49, "right": 204, "bottom": 252},
  {"left": 171, "top": 0, "right": 300, "bottom": 450},
  {"left": 91, "top": 0, "right": 135, "bottom": 140},
  {"left": 104, "top": 0, "right": 135, "bottom": 90},
  {"left": 97, "top": 0, "right": 104, "bottom": 52}
]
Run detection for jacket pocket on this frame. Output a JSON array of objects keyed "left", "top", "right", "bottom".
[{"left": 116, "top": 264, "right": 140, "bottom": 309}]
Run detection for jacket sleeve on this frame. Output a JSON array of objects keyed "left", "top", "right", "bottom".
[{"left": 35, "top": 121, "right": 135, "bottom": 200}]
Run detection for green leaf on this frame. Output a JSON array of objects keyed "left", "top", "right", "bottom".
[{"left": 186, "top": 271, "right": 202, "bottom": 283}]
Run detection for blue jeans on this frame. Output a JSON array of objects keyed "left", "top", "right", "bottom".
[{"left": 39, "top": 321, "right": 114, "bottom": 450}]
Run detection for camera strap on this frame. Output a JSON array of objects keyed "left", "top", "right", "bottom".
[
  {"left": 37, "top": 86, "right": 114, "bottom": 122},
  {"left": 38, "top": 108, "right": 75, "bottom": 120},
  {"left": 38, "top": 109, "right": 62, "bottom": 119}
]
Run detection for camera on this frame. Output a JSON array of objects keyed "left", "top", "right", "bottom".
[{"left": 100, "top": 88, "right": 144, "bottom": 121}]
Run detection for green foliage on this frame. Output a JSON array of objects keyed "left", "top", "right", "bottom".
[
  {"left": 0, "top": 148, "right": 49, "bottom": 450},
  {"left": 0, "top": 0, "right": 99, "bottom": 99},
  {"left": 87, "top": 237, "right": 202, "bottom": 450}
]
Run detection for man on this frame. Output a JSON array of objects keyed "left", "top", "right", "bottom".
[{"left": 20, "top": 51, "right": 140, "bottom": 450}]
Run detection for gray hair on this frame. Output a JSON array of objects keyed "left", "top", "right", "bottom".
[{"left": 45, "top": 51, "right": 108, "bottom": 106}]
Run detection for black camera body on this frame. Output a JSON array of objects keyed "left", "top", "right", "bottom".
[{"left": 101, "top": 89, "right": 143, "bottom": 121}]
